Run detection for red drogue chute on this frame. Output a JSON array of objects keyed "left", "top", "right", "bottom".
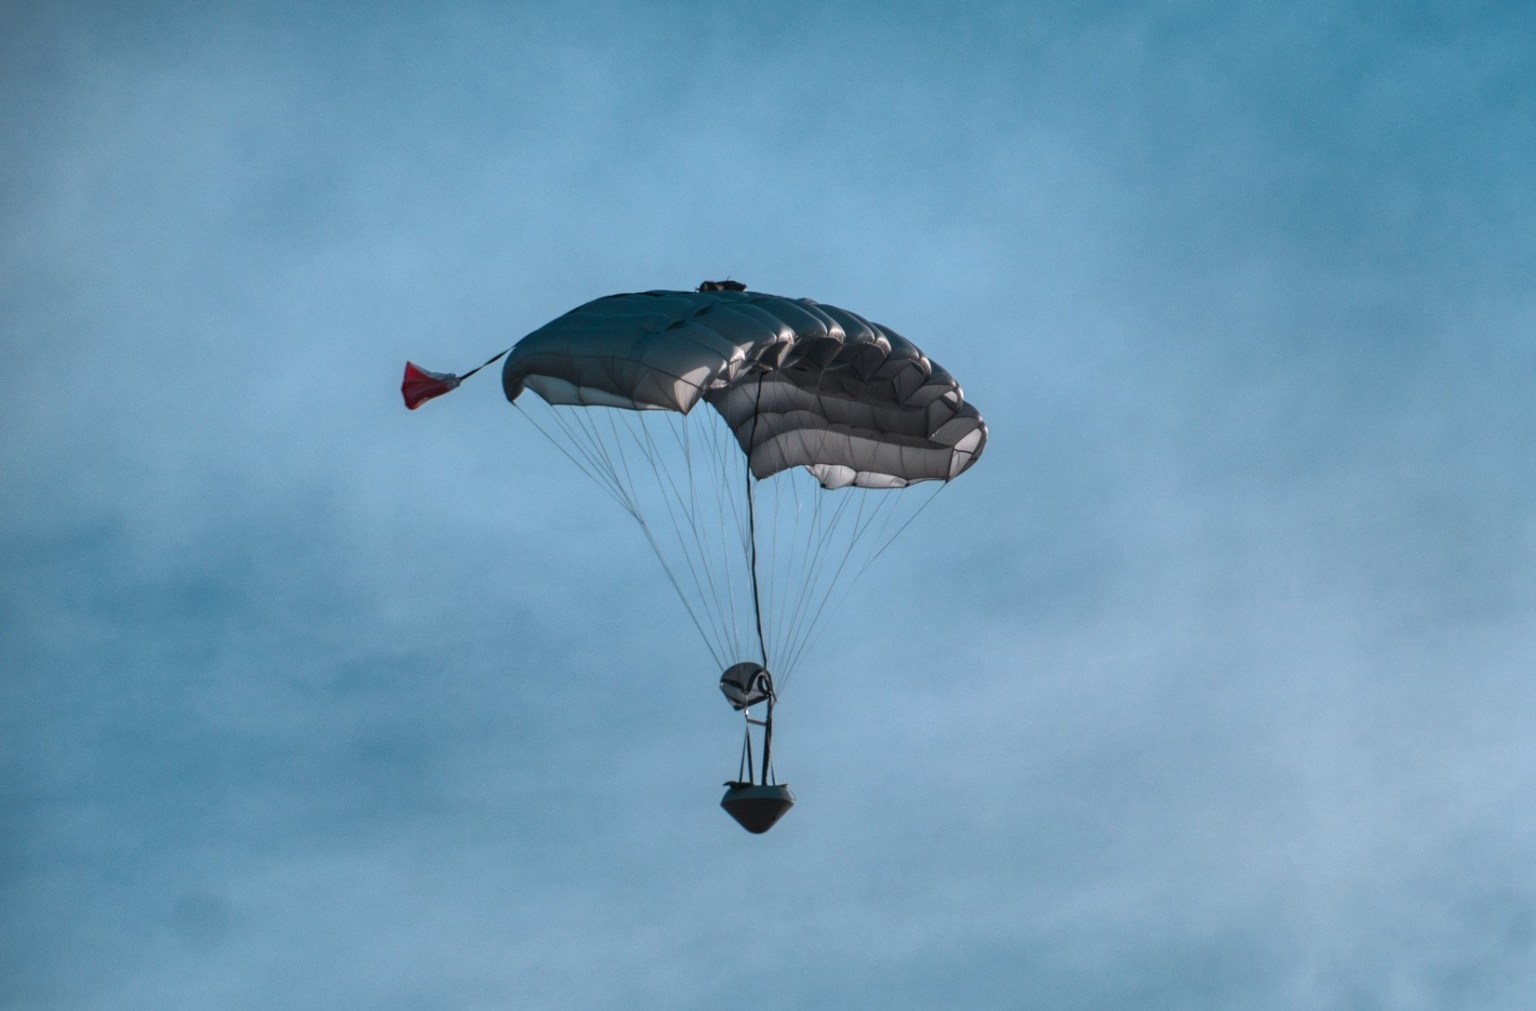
[
  {"left": 401, "top": 347, "right": 510, "bottom": 410},
  {"left": 401, "top": 362, "right": 462, "bottom": 409}
]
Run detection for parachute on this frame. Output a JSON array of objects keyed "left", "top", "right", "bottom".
[
  {"left": 404, "top": 282, "right": 987, "bottom": 832},
  {"left": 500, "top": 287, "right": 986, "bottom": 488}
]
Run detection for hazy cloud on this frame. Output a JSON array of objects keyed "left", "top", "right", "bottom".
[{"left": 4, "top": 2, "right": 1534, "bottom": 1008}]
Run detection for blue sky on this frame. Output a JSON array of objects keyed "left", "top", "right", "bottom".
[{"left": 3, "top": 2, "right": 1534, "bottom": 1008}]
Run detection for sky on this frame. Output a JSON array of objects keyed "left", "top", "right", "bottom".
[{"left": 3, "top": 1, "right": 1534, "bottom": 1008}]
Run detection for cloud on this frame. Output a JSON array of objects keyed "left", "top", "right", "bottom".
[{"left": 3, "top": 1, "right": 1535, "bottom": 1008}]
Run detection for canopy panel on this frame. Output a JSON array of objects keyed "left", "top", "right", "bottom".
[{"left": 502, "top": 289, "right": 987, "bottom": 489}]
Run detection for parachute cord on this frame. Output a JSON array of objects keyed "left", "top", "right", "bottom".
[
  {"left": 738, "top": 717, "right": 755, "bottom": 784},
  {"left": 745, "top": 373, "right": 769, "bottom": 670},
  {"left": 457, "top": 347, "right": 512, "bottom": 382},
  {"left": 762, "top": 692, "right": 775, "bottom": 786}
]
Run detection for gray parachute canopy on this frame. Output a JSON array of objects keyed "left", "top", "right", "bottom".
[{"left": 501, "top": 288, "right": 987, "bottom": 489}]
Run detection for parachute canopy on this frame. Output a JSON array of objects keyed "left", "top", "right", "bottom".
[{"left": 501, "top": 289, "right": 987, "bottom": 489}]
